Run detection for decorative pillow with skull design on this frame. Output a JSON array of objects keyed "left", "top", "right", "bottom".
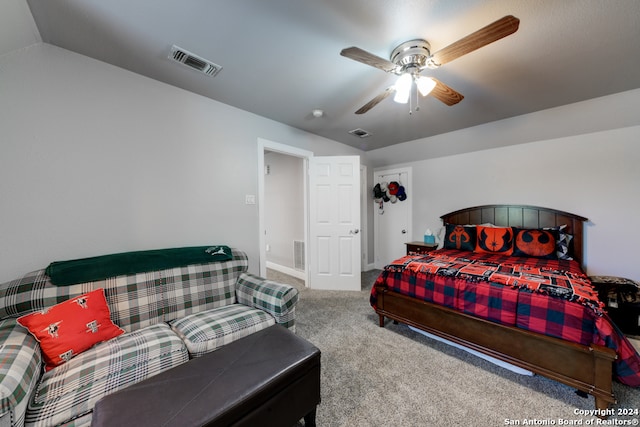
[{"left": 17, "top": 288, "right": 124, "bottom": 370}]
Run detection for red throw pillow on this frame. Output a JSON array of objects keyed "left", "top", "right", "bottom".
[
  {"left": 17, "top": 288, "right": 124, "bottom": 371},
  {"left": 475, "top": 226, "right": 514, "bottom": 255}
]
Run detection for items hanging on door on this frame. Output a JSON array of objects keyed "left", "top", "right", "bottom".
[{"left": 373, "top": 181, "right": 407, "bottom": 215}]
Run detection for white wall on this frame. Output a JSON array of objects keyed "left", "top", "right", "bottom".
[
  {"left": 368, "top": 123, "right": 640, "bottom": 280},
  {"left": 366, "top": 89, "right": 640, "bottom": 167},
  {"left": 0, "top": 42, "right": 364, "bottom": 283}
]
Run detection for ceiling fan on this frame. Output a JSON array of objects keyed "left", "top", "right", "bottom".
[{"left": 340, "top": 15, "right": 520, "bottom": 114}]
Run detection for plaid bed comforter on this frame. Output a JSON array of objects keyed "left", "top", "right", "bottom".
[{"left": 370, "top": 249, "right": 640, "bottom": 387}]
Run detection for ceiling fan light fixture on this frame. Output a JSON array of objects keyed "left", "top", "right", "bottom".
[
  {"left": 393, "top": 73, "right": 412, "bottom": 104},
  {"left": 416, "top": 76, "right": 436, "bottom": 96},
  {"left": 341, "top": 15, "right": 520, "bottom": 114}
]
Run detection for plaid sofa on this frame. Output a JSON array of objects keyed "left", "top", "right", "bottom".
[{"left": 0, "top": 248, "right": 298, "bottom": 427}]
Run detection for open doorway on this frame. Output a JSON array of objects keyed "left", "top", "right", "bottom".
[
  {"left": 264, "top": 151, "right": 305, "bottom": 281},
  {"left": 257, "top": 139, "right": 312, "bottom": 287}
]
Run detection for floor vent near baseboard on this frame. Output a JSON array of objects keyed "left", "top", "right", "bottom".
[
  {"left": 293, "top": 240, "right": 305, "bottom": 271},
  {"left": 169, "top": 45, "right": 222, "bottom": 77}
]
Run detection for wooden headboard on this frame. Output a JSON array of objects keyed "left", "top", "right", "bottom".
[{"left": 440, "top": 205, "right": 588, "bottom": 269}]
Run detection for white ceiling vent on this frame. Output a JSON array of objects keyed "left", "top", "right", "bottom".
[
  {"left": 169, "top": 45, "right": 222, "bottom": 77},
  {"left": 348, "top": 128, "right": 372, "bottom": 138}
]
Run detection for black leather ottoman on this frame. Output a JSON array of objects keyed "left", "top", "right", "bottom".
[{"left": 91, "top": 324, "right": 321, "bottom": 427}]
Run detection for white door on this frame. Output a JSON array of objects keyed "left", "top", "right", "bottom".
[
  {"left": 309, "top": 156, "right": 361, "bottom": 291},
  {"left": 374, "top": 168, "right": 412, "bottom": 269}
]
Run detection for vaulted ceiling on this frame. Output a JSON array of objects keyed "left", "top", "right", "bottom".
[{"left": 25, "top": 0, "right": 640, "bottom": 151}]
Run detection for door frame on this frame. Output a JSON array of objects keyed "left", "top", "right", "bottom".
[
  {"left": 373, "top": 166, "right": 412, "bottom": 269},
  {"left": 257, "top": 138, "right": 313, "bottom": 284},
  {"left": 360, "top": 164, "right": 369, "bottom": 271}
]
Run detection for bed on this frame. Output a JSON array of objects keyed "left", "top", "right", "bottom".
[{"left": 370, "top": 204, "right": 640, "bottom": 412}]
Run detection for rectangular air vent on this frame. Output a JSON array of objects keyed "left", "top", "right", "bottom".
[
  {"left": 293, "top": 240, "right": 305, "bottom": 271},
  {"left": 169, "top": 45, "right": 222, "bottom": 77},
  {"left": 348, "top": 128, "right": 372, "bottom": 138}
]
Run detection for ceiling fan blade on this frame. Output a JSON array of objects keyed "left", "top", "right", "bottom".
[
  {"left": 341, "top": 47, "right": 398, "bottom": 73},
  {"left": 429, "top": 15, "right": 520, "bottom": 66},
  {"left": 355, "top": 87, "right": 395, "bottom": 114},
  {"left": 428, "top": 78, "right": 464, "bottom": 106}
]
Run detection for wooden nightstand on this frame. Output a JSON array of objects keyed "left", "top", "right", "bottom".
[{"left": 405, "top": 241, "right": 438, "bottom": 255}]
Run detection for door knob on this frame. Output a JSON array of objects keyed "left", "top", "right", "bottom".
[
  {"left": 401, "top": 229, "right": 407, "bottom": 234},
  {"left": 350, "top": 229, "right": 360, "bottom": 235}
]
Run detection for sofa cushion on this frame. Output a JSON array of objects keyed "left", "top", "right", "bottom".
[
  {"left": 170, "top": 304, "right": 276, "bottom": 358},
  {"left": 25, "top": 323, "right": 187, "bottom": 427},
  {"left": 159, "top": 261, "right": 241, "bottom": 324},
  {"left": 17, "top": 289, "right": 125, "bottom": 371},
  {"left": 0, "top": 318, "right": 42, "bottom": 427}
]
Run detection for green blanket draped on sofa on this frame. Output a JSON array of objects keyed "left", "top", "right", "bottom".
[{"left": 45, "top": 245, "right": 232, "bottom": 286}]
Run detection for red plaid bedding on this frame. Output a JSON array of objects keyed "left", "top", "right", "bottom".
[{"left": 370, "top": 249, "right": 640, "bottom": 387}]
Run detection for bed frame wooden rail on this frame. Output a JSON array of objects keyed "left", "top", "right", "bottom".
[{"left": 374, "top": 204, "right": 617, "bottom": 412}]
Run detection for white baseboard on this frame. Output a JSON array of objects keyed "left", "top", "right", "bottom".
[
  {"left": 268, "top": 261, "right": 377, "bottom": 279},
  {"left": 363, "top": 262, "right": 377, "bottom": 272},
  {"left": 266, "top": 261, "right": 306, "bottom": 281}
]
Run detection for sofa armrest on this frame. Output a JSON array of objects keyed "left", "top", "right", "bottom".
[
  {"left": 236, "top": 273, "right": 299, "bottom": 332},
  {"left": 0, "top": 318, "right": 42, "bottom": 427}
]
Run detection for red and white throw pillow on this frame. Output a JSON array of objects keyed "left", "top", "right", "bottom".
[{"left": 17, "top": 288, "right": 124, "bottom": 371}]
